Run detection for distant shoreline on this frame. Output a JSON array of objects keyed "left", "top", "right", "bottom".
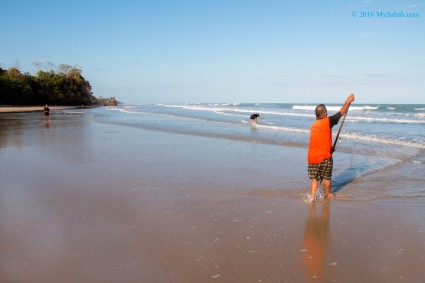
[{"left": 0, "top": 105, "right": 97, "bottom": 113}]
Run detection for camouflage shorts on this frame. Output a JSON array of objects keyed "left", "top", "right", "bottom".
[{"left": 308, "top": 158, "right": 333, "bottom": 181}]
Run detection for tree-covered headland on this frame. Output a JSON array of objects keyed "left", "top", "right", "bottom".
[{"left": 0, "top": 63, "right": 105, "bottom": 106}]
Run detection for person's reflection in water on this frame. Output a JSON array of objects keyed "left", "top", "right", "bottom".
[
  {"left": 302, "top": 201, "right": 330, "bottom": 282},
  {"left": 44, "top": 118, "right": 50, "bottom": 128}
]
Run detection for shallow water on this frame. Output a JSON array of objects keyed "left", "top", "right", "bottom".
[
  {"left": 2, "top": 107, "right": 425, "bottom": 202},
  {"left": 89, "top": 104, "right": 425, "bottom": 202}
]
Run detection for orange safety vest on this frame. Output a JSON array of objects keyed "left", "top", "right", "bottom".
[{"left": 308, "top": 117, "right": 332, "bottom": 164}]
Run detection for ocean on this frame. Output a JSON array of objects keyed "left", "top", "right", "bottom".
[{"left": 87, "top": 103, "right": 425, "bottom": 202}]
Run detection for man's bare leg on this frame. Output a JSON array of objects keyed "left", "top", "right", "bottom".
[
  {"left": 310, "top": 179, "right": 319, "bottom": 201},
  {"left": 323, "top": 179, "right": 335, "bottom": 198}
]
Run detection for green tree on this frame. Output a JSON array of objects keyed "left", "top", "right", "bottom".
[{"left": 0, "top": 63, "right": 98, "bottom": 105}]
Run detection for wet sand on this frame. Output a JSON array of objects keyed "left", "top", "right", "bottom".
[{"left": 1, "top": 111, "right": 424, "bottom": 283}]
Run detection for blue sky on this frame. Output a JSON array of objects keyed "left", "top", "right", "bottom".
[{"left": 1, "top": 0, "right": 424, "bottom": 104}]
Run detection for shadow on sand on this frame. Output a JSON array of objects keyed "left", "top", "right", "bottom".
[{"left": 331, "top": 162, "right": 371, "bottom": 193}]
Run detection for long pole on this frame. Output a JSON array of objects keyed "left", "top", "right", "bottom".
[{"left": 333, "top": 109, "right": 349, "bottom": 151}]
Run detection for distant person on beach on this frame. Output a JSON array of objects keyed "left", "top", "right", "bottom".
[
  {"left": 43, "top": 104, "right": 50, "bottom": 120},
  {"left": 306, "top": 94, "right": 355, "bottom": 203},
  {"left": 250, "top": 113, "right": 263, "bottom": 124}
]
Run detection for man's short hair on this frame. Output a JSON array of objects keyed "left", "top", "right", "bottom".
[{"left": 315, "top": 104, "right": 327, "bottom": 118}]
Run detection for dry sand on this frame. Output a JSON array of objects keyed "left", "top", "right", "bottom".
[
  {"left": 0, "top": 106, "right": 82, "bottom": 113},
  {"left": 0, "top": 110, "right": 424, "bottom": 283}
]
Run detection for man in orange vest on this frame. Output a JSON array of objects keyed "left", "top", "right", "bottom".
[{"left": 307, "top": 94, "right": 355, "bottom": 202}]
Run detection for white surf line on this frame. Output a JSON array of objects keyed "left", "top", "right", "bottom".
[{"left": 339, "top": 132, "right": 425, "bottom": 149}]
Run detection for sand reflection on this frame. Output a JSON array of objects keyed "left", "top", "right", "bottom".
[{"left": 302, "top": 201, "right": 330, "bottom": 282}]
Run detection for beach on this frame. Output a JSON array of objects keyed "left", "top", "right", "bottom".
[
  {"left": 1, "top": 108, "right": 425, "bottom": 283},
  {"left": 0, "top": 106, "right": 83, "bottom": 113}
]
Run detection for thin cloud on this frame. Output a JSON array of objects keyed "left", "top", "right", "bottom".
[
  {"left": 408, "top": 3, "right": 424, "bottom": 8},
  {"left": 360, "top": 32, "right": 373, "bottom": 38},
  {"left": 362, "top": 72, "right": 393, "bottom": 78}
]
